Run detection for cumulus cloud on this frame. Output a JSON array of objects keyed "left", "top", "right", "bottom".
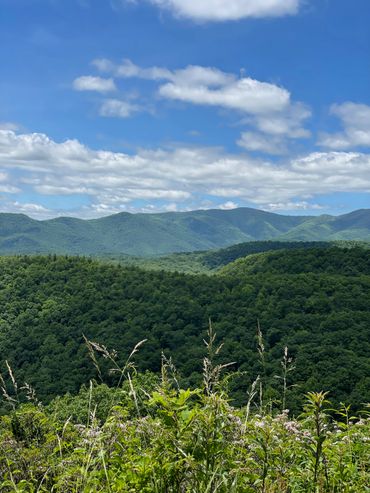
[
  {"left": 73, "top": 75, "right": 116, "bottom": 93},
  {"left": 319, "top": 102, "right": 370, "bottom": 149},
  {"left": 219, "top": 201, "right": 239, "bottom": 210},
  {"left": 128, "top": 0, "right": 301, "bottom": 22},
  {"left": 158, "top": 74, "right": 289, "bottom": 115},
  {"left": 92, "top": 59, "right": 310, "bottom": 143},
  {"left": 96, "top": 59, "right": 290, "bottom": 114},
  {"left": 1, "top": 129, "right": 370, "bottom": 218}
]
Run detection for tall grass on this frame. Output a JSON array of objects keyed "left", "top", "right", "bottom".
[{"left": 0, "top": 329, "right": 369, "bottom": 492}]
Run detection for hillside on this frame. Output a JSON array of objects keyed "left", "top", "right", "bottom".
[
  {"left": 221, "top": 245, "right": 370, "bottom": 276},
  {"left": 113, "top": 241, "right": 332, "bottom": 273},
  {"left": 1, "top": 207, "right": 370, "bottom": 255},
  {"left": 0, "top": 247, "right": 369, "bottom": 412}
]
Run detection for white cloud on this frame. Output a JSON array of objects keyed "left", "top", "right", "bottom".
[
  {"left": 170, "top": 65, "right": 234, "bottom": 87},
  {"left": 238, "top": 131, "right": 286, "bottom": 155},
  {"left": 0, "top": 200, "right": 54, "bottom": 219},
  {"left": 237, "top": 101, "right": 311, "bottom": 154},
  {"left": 96, "top": 57, "right": 173, "bottom": 81},
  {"left": 12, "top": 202, "right": 52, "bottom": 214},
  {"left": 93, "top": 59, "right": 310, "bottom": 141},
  {"left": 73, "top": 75, "right": 116, "bottom": 93},
  {"left": 1, "top": 129, "right": 370, "bottom": 218},
  {"left": 0, "top": 185, "right": 21, "bottom": 193},
  {"left": 219, "top": 201, "right": 238, "bottom": 210},
  {"left": 319, "top": 102, "right": 370, "bottom": 149},
  {"left": 163, "top": 202, "right": 178, "bottom": 212},
  {"left": 254, "top": 102, "right": 311, "bottom": 138},
  {"left": 94, "top": 58, "right": 233, "bottom": 85},
  {"left": 265, "top": 201, "right": 324, "bottom": 211},
  {"left": 0, "top": 169, "right": 20, "bottom": 193},
  {"left": 0, "top": 122, "right": 20, "bottom": 131},
  {"left": 97, "top": 59, "right": 290, "bottom": 114},
  {"left": 158, "top": 74, "right": 289, "bottom": 114},
  {"left": 99, "top": 99, "right": 140, "bottom": 118},
  {"left": 133, "top": 0, "right": 301, "bottom": 21}
]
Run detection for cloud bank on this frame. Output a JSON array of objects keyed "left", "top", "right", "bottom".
[{"left": 1, "top": 129, "right": 370, "bottom": 218}]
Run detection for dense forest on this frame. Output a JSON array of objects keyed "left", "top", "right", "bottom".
[
  {"left": 108, "top": 240, "right": 369, "bottom": 273},
  {"left": 0, "top": 246, "right": 369, "bottom": 414},
  {"left": 109, "top": 240, "right": 332, "bottom": 273}
]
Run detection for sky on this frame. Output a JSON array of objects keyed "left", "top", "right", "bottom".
[{"left": 0, "top": 0, "right": 369, "bottom": 219}]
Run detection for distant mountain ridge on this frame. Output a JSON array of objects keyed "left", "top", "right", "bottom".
[{"left": 0, "top": 207, "right": 369, "bottom": 255}]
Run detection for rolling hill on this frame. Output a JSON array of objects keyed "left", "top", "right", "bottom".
[
  {"left": 0, "top": 247, "right": 369, "bottom": 412},
  {"left": 0, "top": 207, "right": 370, "bottom": 255},
  {"left": 113, "top": 241, "right": 333, "bottom": 273}
]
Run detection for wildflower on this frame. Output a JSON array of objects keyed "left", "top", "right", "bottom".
[{"left": 284, "top": 420, "right": 300, "bottom": 434}]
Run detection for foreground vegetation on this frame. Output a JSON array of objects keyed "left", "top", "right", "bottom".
[{"left": 0, "top": 334, "right": 369, "bottom": 492}]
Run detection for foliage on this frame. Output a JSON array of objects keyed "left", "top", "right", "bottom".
[
  {"left": 220, "top": 245, "right": 370, "bottom": 276},
  {"left": 0, "top": 360, "right": 369, "bottom": 492},
  {"left": 109, "top": 241, "right": 333, "bottom": 274},
  {"left": 0, "top": 247, "right": 369, "bottom": 412}
]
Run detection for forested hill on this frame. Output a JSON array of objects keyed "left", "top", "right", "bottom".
[
  {"left": 119, "top": 241, "right": 333, "bottom": 273},
  {"left": 221, "top": 245, "right": 370, "bottom": 276},
  {"left": 0, "top": 246, "right": 369, "bottom": 412},
  {"left": 1, "top": 207, "right": 370, "bottom": 255}
]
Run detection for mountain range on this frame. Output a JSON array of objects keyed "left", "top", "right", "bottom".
[{"left": 0, "top": 207, "right": 369, "bottom": 255}]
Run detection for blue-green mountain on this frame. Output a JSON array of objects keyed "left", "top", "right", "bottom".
[{"left": 1, "top": 207, "right": 370, "bottom": 255}]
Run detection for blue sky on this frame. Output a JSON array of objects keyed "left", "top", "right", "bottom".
[{"left": 0, "top": 0, "right": 369, "bottom": 218}]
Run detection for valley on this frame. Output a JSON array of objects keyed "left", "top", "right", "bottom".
[{"left": 0, "top": 244, "right": 369, "bottom": 412}]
